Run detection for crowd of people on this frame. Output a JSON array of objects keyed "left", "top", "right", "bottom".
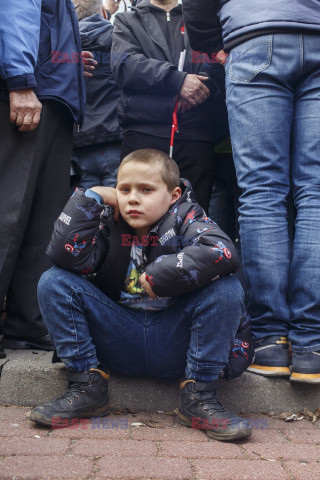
[{"left": 0, "top": 0, "right": 319, "bottom": 442}]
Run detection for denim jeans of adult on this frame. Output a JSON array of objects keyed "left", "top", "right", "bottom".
[
  {"left": 225, "top": 33, "right": 320, "bottom": 352},
  {"left": 37, "top": 266, "right": 244, "bottom": 381},
  {"left": 72, "top": 141, "right": 121, "bottom": 189}
]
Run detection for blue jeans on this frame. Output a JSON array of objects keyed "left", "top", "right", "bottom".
[
  {"left": 225, "top": 33, "right": 320, "bottom": 352},
  {"left": 72, "top": 141, "right": 121, "bottom": 189},
  {"left": 37, "top": 266, "right": 244, "bottom": 381}
]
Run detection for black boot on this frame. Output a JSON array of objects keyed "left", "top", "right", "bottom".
[
  {"left": 0, "top": 343, "right": 6, "bottom": 359},
  {"left": 29, "top": 367, "right": 110, "bottom": 427},
  {"left": 176, "top": 380, "right": 252, "bottom": 441}
]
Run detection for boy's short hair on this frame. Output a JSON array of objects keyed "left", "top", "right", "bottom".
[
  {"left": 119, "top": 149, "right": 180, "bottom": 192},
  {"left": 74, "top": 0, "right": 103, "bottom": 21}
]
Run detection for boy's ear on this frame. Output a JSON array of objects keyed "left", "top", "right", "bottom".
[{"left": 170, "top": 187, "right": 182, "bottom": 205}]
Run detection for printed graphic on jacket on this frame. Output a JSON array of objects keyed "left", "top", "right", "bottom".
[{"left": 118, "top": 244, "right": 173, "bottom": 310}]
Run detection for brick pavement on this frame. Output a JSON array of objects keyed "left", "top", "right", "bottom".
[{"left": 0, "top": 406, "right": 319, "bottom": 480}]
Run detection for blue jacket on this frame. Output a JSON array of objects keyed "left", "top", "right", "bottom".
[
  {"left": 0, "top": 0, "right": 85, "bottom": 125},
  {"left": 73, "top": 14, "right": 122, "bottom": 149},
  {"left": 183, "top": 0, "right": 320, "bottom": 52}
]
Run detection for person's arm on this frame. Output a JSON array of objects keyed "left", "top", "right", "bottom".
[
  {"left": 46, "top": 189, "right": 113, "bottom": 276},
  {"left": 111, "top": 14, "right": 187, "bottom": 94},
  {"left": 182, "top": 0, "right": 223, "bottom": 54},
  {"left": 144, "top": 204, "right": 240, "bottom": 297},
  {"left": 0, "top": 0, "right": 42, "bottom": 131}
]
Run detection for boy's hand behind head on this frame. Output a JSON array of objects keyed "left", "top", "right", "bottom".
[{"left": 90, "top": 186, "right": 119, "bottom": 221}]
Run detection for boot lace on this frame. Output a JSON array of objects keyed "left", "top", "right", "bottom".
[{"left": 198, "top": 391, "right": 228, "bottom": 415}]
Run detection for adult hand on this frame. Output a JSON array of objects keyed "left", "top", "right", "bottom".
[
  {"left": 139, "top": 272, "right": 157, "bottom": 299},
  {"left": 82, "top": 51, "right": 98, "bottom": 77},
  {"left": 90, "top": 186, "right": 119, "bottom": 221},
  {"left": 180, "top": 74, "right": 210, "bottom": 107},
  {"left": 104, "top": 0, "right": 120, "bottom": 16},
  {"left": 9, "top": 89, "right": 42, "bottom": 132},
  {"left": 216, "top": 49, "right": 228, "bottom": 65},
  {"left": 177, "top": 96, "right": 193, "bottom": 114}
]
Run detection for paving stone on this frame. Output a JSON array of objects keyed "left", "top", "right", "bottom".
[
  {"left": 194, "top": 459, "right": 291, "bottom": 480},
  {"left": 0, "top": 437, "right": 71, "bottom": 456},
  {"left": 131, "top": 425, "right": 209, "bottom": 442},
  {"left": 96, "top": 457, "right": 194, "bottom": 479},
  {"left": 285, "top": 461, "right": 320, "bottom": 480},
  {"left": 130, "top": 411, "right": 177, "bottom": 427},
  {"left": 0, "top": 456, "right": 94, "bottom": 479},
  {"left": 242, "top": 428, "right": 287, "bottom": 444},
  {"left": 283, "top": 429, "right": 320, "bottom": 444},
  {"left": 0, "top": 406, "right": 31, "bottom": 421},
  {"left": 0, "top": 420, "right": 50, "bottom": 438},
  {"left": 262, "top": 417, "right": 318, "bottom": 431},
  {"left": 50, "top": 417, "right": 130, "bottom": 440},
  {"left": 243, "top": 442, "right": 320, "bottom": 461},
  {"left": 159, "top": 441, "right": 244, "bottom": 459},
  {"left": 72, "top": 439, "right": 157, "bottom": 457}
]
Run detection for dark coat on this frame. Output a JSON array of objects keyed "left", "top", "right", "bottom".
[
  {"left": 0, "top": 0, "right": 85, "bottom": 125},
  {"left": 47, "top": 179, "right": 240, "bottom": 299},
  {"left": 182, "top": 0, "right": 320, "bottom": 53},
  {"left": 73, "top": 14, "right": 122, "bottom": 148},
  {"left": 111, "top": 2, "right": 228, "bottom": 144}
]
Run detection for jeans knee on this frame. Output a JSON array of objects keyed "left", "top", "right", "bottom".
[
  {"left": 37, "top": 266, "right": 67, "bottom": 305},
  {"left": 212, "top": 276, "right": 244, "bottom": 312}
]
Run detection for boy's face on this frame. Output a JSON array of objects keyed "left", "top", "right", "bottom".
[{"left": 116, "top": 161, "right": 181, "bottom": 238}]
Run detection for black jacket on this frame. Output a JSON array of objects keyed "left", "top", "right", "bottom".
[
  {"left": 73, "top": 14, "right": 122, "bottom": 148},
  {"left": 47, "top": 179, "right": 240, "bottom": 298},
  {"left": 111, "top": 1, "right": 228, "bottom": 144},
  {"left": 182, "top": 0, "right": 320, "bottom": 54},
  {"left": 47, "top": 179, "right": 253, "bottom": 378}
]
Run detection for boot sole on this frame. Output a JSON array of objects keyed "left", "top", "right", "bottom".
[
  {"left": 174, "top": 409, "right": 252, "bottom": 442},
  {"left": 29, "top": 404, "right": 111, "bottom": 427},
  {"left": 247, "top": 364, "right": 291, "bottom": 376},
  {"left": 290, "top": 372, "right": 320, "bottom": 384}
]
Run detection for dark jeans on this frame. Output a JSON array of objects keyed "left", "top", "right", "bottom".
[
  {"left": 121, "top": 131, "right": 215, "bottom": 212},
  {"left": 0, "top": 100, "right": 73, "bottom": 339},
  {"left": 38, "top": 266, "right": 244, "bottom": 381},
  {"left": 72, "top": 141, "right": 122, "bottom": 189}
]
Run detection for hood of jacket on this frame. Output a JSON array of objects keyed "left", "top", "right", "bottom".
[{"left": 79, "top": 14, "right": 113, "bottom": 50}]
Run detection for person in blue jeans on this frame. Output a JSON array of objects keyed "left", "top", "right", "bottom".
[
  {"left": 72, "top": 0, "right": 123, "bottom": 189},
  {"left": 29, "top": 149, "right": 252, "bottom": 441},
  {"left": 183, "top": 0, "right": 320, "bottom": 383}
]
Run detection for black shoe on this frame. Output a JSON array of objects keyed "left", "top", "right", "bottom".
[
  {"left": 247, "top": 336, "right": 291, "bottom": 376},
  {"left": 290, "top": 350, "right": 320, "bottom": 384},
  {"left": 0, "top": 342, "right": 6, "bottom": 359},
  {"left": 29, "top": 368, "right": 110, "bottom": 427},
  {"left": 2, "top": 334, "right": 54, "bottom": 351},
  {"left": 175, "top": 380, "right": 252, "bottom": 441}
]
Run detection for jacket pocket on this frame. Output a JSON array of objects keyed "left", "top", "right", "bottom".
[
  {"left": 228, "top": 34, "right": 272, "bottom": 83},
  {"left": 37, "top": 17, "right": 58, "bottom": 70}
]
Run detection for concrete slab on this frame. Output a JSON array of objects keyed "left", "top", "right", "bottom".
[{"left": 1, "top": 350, "right": 320, "bottom": 413}]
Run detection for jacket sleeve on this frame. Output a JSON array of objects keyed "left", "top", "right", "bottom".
[
  {"left": 182, "top": 0, "right": 223, "bottom": 54},
  {"left": 145, "top": 204, "right": 240, "bottom": 297},
  {"left": 46, "top": 190, "right": 110, "bottom": 276},
  {"left": 111, "top": 14, "right": 187, "bottom": 94},
  {"left": 0, "top": 0, "right": 41, "bottom": 90}
]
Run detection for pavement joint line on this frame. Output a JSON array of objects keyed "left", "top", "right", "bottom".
[
  {"left": 155, "top": 441, "right": 161, "bottom": 457},
  {"left": 91, "top": 456, "right": 101, "bottom": 480},
  {"left": 188, "top": 458, "right": 199, "bottom": 480},
  {"left": 281, "top": 460, "right": 297, "bottom": 480},
  {"left": 67, "top": 438, "right": 77, "bottom": 455}
]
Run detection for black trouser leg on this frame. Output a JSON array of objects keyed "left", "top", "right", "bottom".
[{"left": 0, "top": 101, "right": 73, "bottom": 338}]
